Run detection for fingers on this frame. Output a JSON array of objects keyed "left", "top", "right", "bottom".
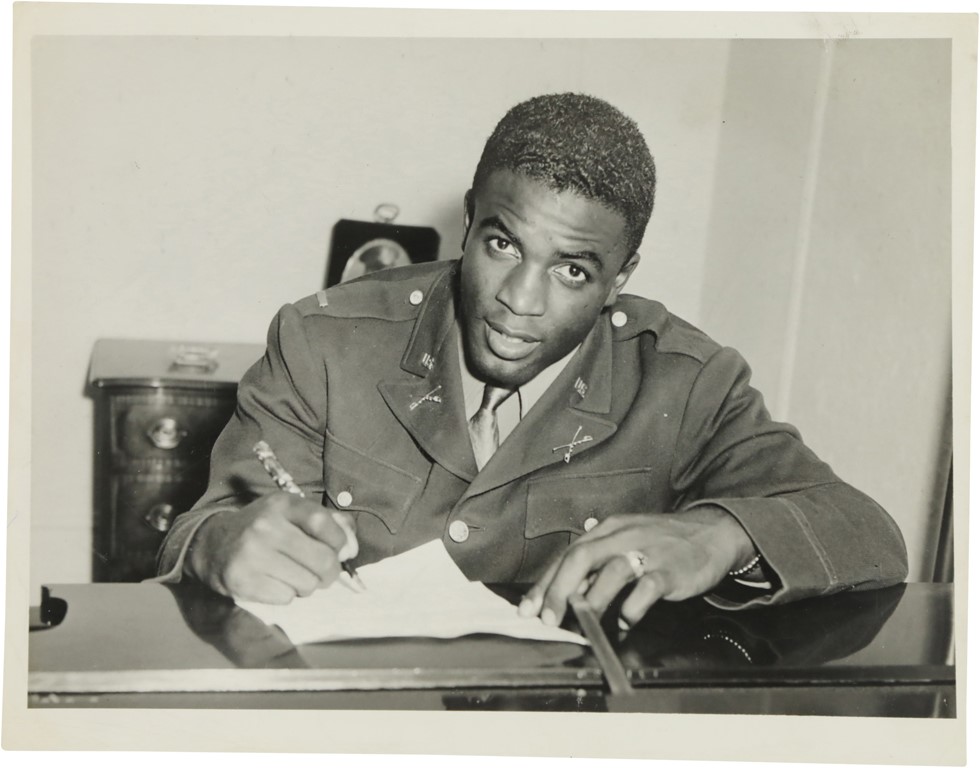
[
  {"left": 217, "top": 494, "right": 358, "bottom": 603},
  {"left": 276, "top": 524, "right": 343, "bottom": 586},
  {"left": 265, "top": 550, "right": 322, "bottom": 597},
  {"left": 268, "top": 495, "right": 359, "bottom": 564},
  {"left": 223, "top": 547, "right": 321, "bottom": 603},
  {"left": 280, "top": 499, "right": 350, "bottom": 551},
  {"left": 519, "top": 515, "right": 629, "bottom": 621},
  {"left": 234, "top": 577, "right": 297, "bottom": 606},
  {"left": 331, "top": 512, "right": 359, "bottom": 561},
  {"left": 518, "top": 511, "right": 740, "bottom": 629},
  {"left": 269, "top": 502, "right": 352, "bottom": 585},
  {"left": 619, "top": 572, "right": 667, "bottom": 629},
  {"left": 275, "top": 496, "right": 359, "bottom": 561},
  {"left": 537, "top": 535, "right": 626, "bottom": 626},
  {"left": 583, "top": 553, "right": 641, "bottom": 615},
  {"left": 518, "top": 557, "right": 561, "bottom": 619}
]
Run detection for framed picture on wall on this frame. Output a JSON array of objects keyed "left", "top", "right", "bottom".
[{"left": 324, "top": 203, "right": 441, "bottom": 287}]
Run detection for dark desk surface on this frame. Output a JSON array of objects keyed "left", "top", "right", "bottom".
[{"left": 28, "top": 582, "right": 955, "bottom": 716}]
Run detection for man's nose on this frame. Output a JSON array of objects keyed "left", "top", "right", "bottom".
[{"left": 496, "top": 263, "right": 546, "bottom": 316}]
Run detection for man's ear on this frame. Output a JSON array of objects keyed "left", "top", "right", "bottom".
[
  {"left": 461, "top": 190, "right": 475, "bottom": 251},
  {"left": 604, "top": 251, "right": 640, "bottom": 307}
]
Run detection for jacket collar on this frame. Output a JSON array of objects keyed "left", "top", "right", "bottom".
[
  {"left": 399, "top": 261, "right": 460, "bottom": 378},
  {"left": 379, "top": 262, "right": 477, "bottom": 481}
]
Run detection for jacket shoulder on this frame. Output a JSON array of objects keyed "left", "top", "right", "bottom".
[
  {"left": 613, "top": 293, "right": 721, "bottom": 365},
  {"left": 292, "top": 260, "right": 455, "bottom": 321}
]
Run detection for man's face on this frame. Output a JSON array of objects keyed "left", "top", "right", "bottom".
[{"left": 459, "top": 170, "right": 637, "bottom": 388}]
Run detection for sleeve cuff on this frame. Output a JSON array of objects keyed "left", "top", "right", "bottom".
[
  {"left": 144, "top": 507, "right": 226, "bottom": 585},
  {"left": 705, "top": 552, "right": 779, "bottom": 610},
  {"left": 682, "top": 498, "right": 805, "bottom": 610}
]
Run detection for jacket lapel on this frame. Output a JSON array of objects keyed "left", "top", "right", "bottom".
[
  {"left": 378, "top": 263, "right": 478, "bottom": 482},
  {"left": 460, "top": 318, "right": 618, "bottom": 500}
]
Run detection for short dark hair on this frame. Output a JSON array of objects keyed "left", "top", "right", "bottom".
[{"left": 471, "top": 93, "right": 657, "bottom": 255}]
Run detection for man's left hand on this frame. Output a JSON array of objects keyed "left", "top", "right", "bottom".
[{"left": 518, "top": 505, "right": 757, "bottom": 629}]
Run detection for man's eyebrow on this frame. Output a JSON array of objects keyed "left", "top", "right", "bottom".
[
  {"left": 477, "top": 216, "right": 523, "bottom": 249},
  {"left": 559, "top": 250, "right": 606, "bottom": 273}
]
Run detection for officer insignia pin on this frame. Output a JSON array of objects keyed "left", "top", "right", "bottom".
[
  {"left": 574, "top": 377, "right": 589, "bottom": 398},
  {"left": 421, "top": 353, "right": 436, "bottom": 370},
  {"left": 552, "top": 425, "right": 594, "bottom": 463},
  {"left": 409, "top": 385, "right": 443, "bottom": 411}
]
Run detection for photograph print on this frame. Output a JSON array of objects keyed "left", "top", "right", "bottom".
[{"left": 7, "top": 6, "right": 970, "bottom": 763}]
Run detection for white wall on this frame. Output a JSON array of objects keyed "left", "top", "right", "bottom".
[
  {"left": 30, "top": 37, "right": 732, "bottom": 587},
  {"left": 791, "top": 39, "right": 951, "bottom": 580},
  {"left": 700, "top": 39, "right": 952, "bottom": 580}
]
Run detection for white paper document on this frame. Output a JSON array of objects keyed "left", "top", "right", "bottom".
[{"left": 237, "top": 540, "right": 588, "bottom": 646}]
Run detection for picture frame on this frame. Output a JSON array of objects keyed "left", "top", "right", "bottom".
[{"left": 324, "top": 204, "right": 441, "bottom": 288}]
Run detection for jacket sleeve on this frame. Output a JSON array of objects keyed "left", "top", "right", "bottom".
[
  {"left": 151, "top": 303, "right": 329, "bottom": 582},
  {"left": 669, "top": 346, "right": 908, "bottom": 609}
]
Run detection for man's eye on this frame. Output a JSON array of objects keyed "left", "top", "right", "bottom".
[
  {"left": 554, "top": 264, "right": 590, "bottom": 285},
  {"left": 487, "top": 236, "right": 518, "bottom": 256}
]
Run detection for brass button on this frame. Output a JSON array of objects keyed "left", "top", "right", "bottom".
[
  {"left": 409, "top": 290, "right": 424, "bottom": 306},
  {"left": 448, "top": 520, "right": 470, "bottom": 543},
  {"left": 583, "top": 516, "right": 599, "bottom": 533},
  {"left": 611, "top": 311, "right": 628, "bottom": 328},
  {"left": 337, "top": 491, "right": 353, "bottom": 508}
]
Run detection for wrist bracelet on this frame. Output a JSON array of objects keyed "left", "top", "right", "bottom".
[{"left": 729, "top": 553, "right": 762, "bottom": 577}]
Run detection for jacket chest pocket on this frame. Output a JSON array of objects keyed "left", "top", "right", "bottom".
[
  {"left": 525, "top": 468, "right": 654, "bottom": 540},
  {"left": 322, "top": 429, "right": 424, "bottom": 534}
]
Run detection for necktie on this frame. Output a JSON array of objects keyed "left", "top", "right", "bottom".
[{"left": 468, "top": 385, "right": 515, "bottom": 470}]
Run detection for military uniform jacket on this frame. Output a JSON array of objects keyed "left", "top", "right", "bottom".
[{"left": 156, "top": 260, "right": 908, "bottom": 608}]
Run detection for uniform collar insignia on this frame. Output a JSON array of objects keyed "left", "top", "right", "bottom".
[
  {"left": 409, "top": 385, "right": 443, "bottom": 410},
  {"left": 552, "top": 425, "right": 594, "bottom": 463}
]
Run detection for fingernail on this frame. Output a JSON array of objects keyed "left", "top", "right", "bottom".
[
  {"left": 617, "top": 616, "right": 631, "bottom": 632},
  {"left": 541, "top": 608, "right": 557, "bottom": 626}
]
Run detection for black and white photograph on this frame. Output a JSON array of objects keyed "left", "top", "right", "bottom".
[{"left": 3, "top": 3, "right": 972, "bottom": 764}]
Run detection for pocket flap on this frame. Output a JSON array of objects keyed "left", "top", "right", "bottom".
[
  {"left": 322, "top": 430, "right": 424, "bottom": 533},
  {"left": 525, "top": 468, "right": 652, "bottom": 538}
]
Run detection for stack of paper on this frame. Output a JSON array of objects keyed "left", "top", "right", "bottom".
[{"left": 237, "top": 540, "right": 587, "bottom": 646}]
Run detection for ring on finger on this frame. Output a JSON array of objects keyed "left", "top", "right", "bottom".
[{"left": 622, "top": 550, "right": 648, "bottom": 581}]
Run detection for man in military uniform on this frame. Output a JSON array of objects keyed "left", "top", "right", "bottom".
[{"left": 156, "top": 94, "right": 907, "bottom": 629}]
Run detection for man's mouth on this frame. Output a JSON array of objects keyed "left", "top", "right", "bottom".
[{"left": 484, "top": 320, "right": 541, "bottom": 361}]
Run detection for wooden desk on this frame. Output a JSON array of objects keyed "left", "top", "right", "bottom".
[{"left": 28, "top": 582, "right": 954, "bottom": 716}]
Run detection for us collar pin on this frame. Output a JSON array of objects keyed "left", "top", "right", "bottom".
[
  {"left": 421, "top": 353, "right": 436, "bottom": 370},
  {"left": 409, "top": 385, "right": 443, "bottom": 411},
  {"left": 574, "top": 377, "right": 589, "bottom": 398},
  {"left": 552, "top": 425, "right": 594, "bottom": 463}
]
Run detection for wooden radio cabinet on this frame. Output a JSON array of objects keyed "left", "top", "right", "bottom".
[{"left": 88, "top": 339, "right": 265, "bottom": 582}]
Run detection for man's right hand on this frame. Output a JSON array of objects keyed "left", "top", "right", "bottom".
[{"left": 185, "top": 493, "right": 356, "bottom": 604}]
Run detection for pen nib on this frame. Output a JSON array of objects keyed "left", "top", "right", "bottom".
[{"left": 342, "top": 561, "right": 367, "bottom": 592}]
